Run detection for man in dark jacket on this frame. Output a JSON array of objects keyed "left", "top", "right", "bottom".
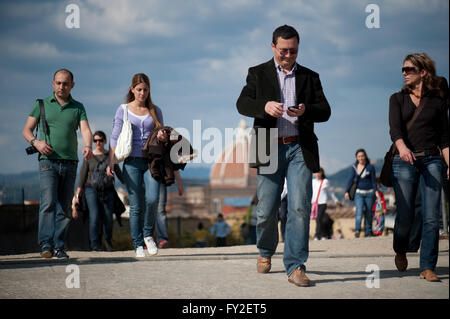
[{"left": 236, "top": 25, "right": 331, "bottom": 287}]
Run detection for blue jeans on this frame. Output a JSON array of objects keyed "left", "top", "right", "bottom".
[
  {"left": 156, "top": 185, "right": 168, "bottom": 243},
  {"left": 392, "top": 155, "right": 442, "bottom": 271},
  {"left": 38, "top": 159, "right": 77, "bottom": 251},
  {"left": 84, "top": 187, "right": 114, "bottom": 249},
  {"left": 256, "top": 142, "right": 312, "bottom": 276},
  {"left": 122, "top": 157, "right": 161, "bottom": 249},
  {"left": 354, "top": 192, "right": 375, "bottom": 236}
]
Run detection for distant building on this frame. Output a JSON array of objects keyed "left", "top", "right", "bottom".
[{"left": 168, "top": 119, "right": 257, "bottom": 218}]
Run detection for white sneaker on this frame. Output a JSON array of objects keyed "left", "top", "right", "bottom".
[
  {"left": 144, "top": 237, "right": 158, "bottom": 255},
  {"left": 135, "top": 246, "right": 145, "bottom": 258}
]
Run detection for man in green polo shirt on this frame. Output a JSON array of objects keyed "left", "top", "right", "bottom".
[{"left": 22, "top": 69, "right": 93, "bottom": 259}]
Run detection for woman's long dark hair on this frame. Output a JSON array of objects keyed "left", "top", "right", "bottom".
[{"left": 354, "top": 148, "right": 370, "bottom": 165}]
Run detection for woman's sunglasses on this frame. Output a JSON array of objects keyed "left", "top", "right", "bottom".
[
  {"left": 402, "top": 67, "right": 418, "bottom": 74},
  {"left": 93, "top": 139, "right": 105, "bottom": 143}
]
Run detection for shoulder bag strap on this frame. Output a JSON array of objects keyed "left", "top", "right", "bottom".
[
  {"left": 123, "top": 104, "right": 128, "bottom": 121},
  {"left": 355, "top": 164, "right": 367, "bottom": 184},
  {"left": 314, "top": 179, "right": 324, "bottom": 203}
]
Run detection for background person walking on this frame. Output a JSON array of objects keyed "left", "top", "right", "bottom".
[
  {"left": 372, "top": 178, "right": 387, "bottom": 236},
  {"left": 194, "top": 222, "right": 209, "bottom": 248},
  {"left": 210, "top": 213, "right": 231, "bottom": 247},
  {"left": 74, "top": 130, "right": 124, "bottom": 251},
  {"left": 345, "top": 149, "right": 377, "bottom": 238},
  {"left": 312, "top": 167, "right": 339, "bottom": 240}
]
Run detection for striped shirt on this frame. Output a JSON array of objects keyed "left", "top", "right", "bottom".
[{"left": 274, "top": 59, "right": 299, "bottom": 137}]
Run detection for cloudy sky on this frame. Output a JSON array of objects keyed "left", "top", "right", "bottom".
[{"left": 0, "top": 0, "right": 448, "bottom": 175}]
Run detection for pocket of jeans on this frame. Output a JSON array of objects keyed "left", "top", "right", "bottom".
[
  {"left": 39, "top": 160, "right": 53, "bottom": 172},
  {"left": 392, "top": 155, "right": 404, "bottom": 171}
]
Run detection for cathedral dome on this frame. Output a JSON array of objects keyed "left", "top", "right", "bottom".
[{"left": 210, "top": 119, "right": 257, "bottom": 188}]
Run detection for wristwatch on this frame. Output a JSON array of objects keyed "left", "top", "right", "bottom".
[{"left": 30, "top": 138, "right": 36, "bottom": 146}]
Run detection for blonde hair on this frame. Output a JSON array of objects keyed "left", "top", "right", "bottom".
[{"left": 126, "top": 73, "right": 162, "bottom": 128}]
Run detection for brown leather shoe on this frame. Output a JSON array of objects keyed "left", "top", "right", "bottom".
[
  {"left": 395, "top": 253, "right": 408, "bottom": 272},
  {"left": 420, "top": 270, "right": 440, "bottom": 282},
  {"left": 257, "top": 257, "right": 271, "bottom": 273},
  {"left": 288, "top": 267, "right": 311, "bottom": 287}
]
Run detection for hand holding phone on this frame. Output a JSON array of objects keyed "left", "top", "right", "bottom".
[{"left": 287, "top": 103, "right": 306, "bottom": 117}]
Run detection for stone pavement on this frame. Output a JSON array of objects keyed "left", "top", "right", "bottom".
[{"left": 0, "top": 236, "right": 448, "bottom": 300}]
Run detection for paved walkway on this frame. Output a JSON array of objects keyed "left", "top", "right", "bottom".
[{"left": 0, "top": 236, "right": 448, "bottom": 300}]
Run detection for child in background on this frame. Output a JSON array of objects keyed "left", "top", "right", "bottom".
[
  {"left": 373, "top": 178, "right": 387, "bottom": 236},
  {"left": 194, "top": 222, "right": 208, "bottom": 248},
  {"left": 210, "top": 213, "right": 232, "bottom": 247}
]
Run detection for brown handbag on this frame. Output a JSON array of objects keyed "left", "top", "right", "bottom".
[{"left": 380, "top": 94, "right": 425, "bottom": 187}]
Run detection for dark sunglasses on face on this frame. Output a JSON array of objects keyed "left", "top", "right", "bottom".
[
  {"left": 402, "top": 66, "right": 418, "bottom": 74},
  {"left": 278, "top": 48, "right": 298, "bottom": 56},
  {"left": 93, "top": 139, "right": 104, "bottom": 143}
]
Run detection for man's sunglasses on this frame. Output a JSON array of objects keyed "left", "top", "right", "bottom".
[
  {"left": 402, "top": 67, "right": 418, "bottom": 74},
  {"left": 93, "top": 139, "right": 104, "bottom": 143},
  {"left": 277, "top": 48, "right": 298, "bottom": 56}
]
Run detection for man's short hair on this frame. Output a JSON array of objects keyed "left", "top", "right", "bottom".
[
  {"left": 272, "top": 25, "right": 300, "bottom": 45},
  {"left": 53, "top": 69, "right": 74, "bottom": 82}
]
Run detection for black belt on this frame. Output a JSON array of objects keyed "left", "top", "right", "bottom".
[{"left": 413, "top": 148, "right": 440, "bottom": 158}]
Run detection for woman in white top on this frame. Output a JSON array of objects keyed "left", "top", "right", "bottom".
[
  {"left": 312, "top": 167, "right": 339, "bottom": 240},
  {"left": 107, "top": 73, "right": 167, "bottom": 258}
]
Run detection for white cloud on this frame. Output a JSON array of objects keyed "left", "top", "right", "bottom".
[
  {"left": 0, "top": 38, "right": 64, "bottom": 59},
  {"left": 380, "top": 0, "right": 448, "bottom": 14},
  {"left": 218, "top": 0, "right": 263, "bottom": 11},
  {"left": 49, "top": 0, "right": 200, "bottom": 44},
  {"left": 265, "top": 0, "right": 357, "bottom": 52},
  {"left": 194, "top": 28, "right": 270, "bottom": 84}
]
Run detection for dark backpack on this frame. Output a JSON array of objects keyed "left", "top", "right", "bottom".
[{"left": 89, "top": 155, "right": 114, "bottom": 191}]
